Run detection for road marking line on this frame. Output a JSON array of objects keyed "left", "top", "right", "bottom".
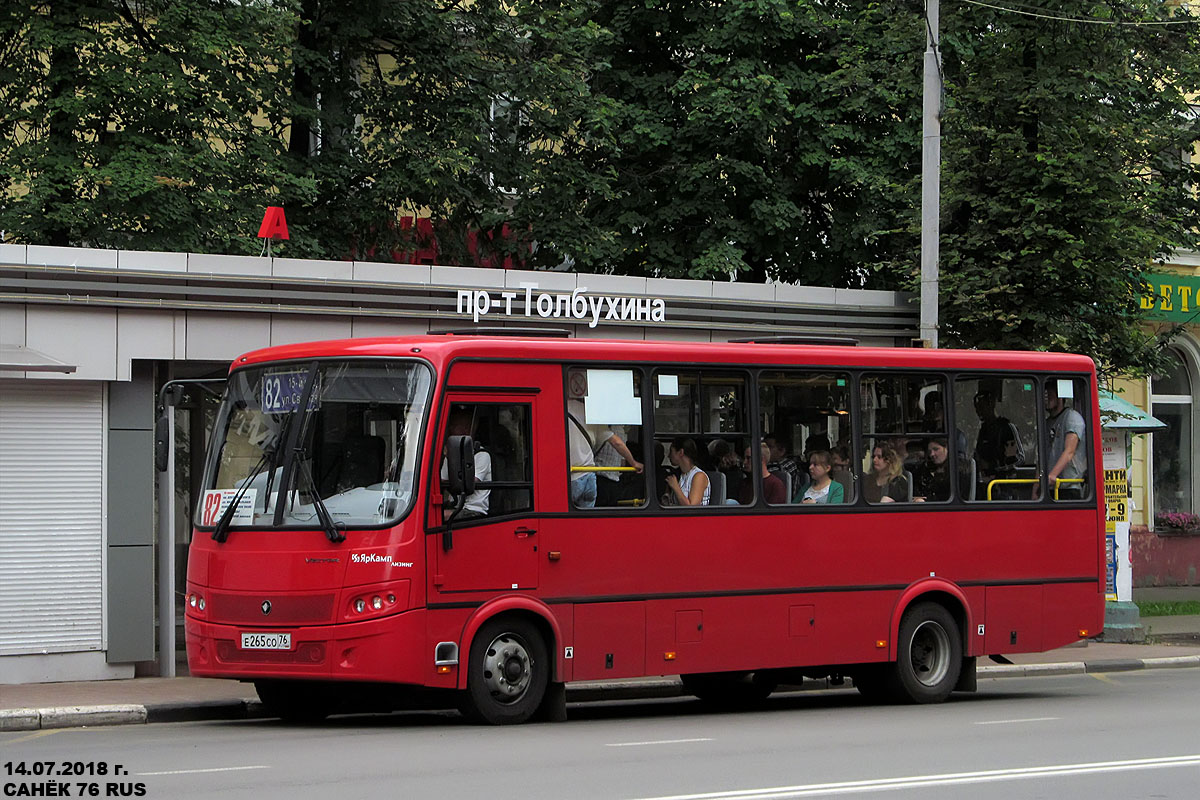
[
  {"left": 137, "top": 766, "right": 270, "bottom": 776},
  {"left": 607, "top": 738, "right": 714, "bottom": 748},
  {"left": 627, "top": 754, "right": 1200, "bottom": 799},
  {"left": 974, "top": 717, "right": 1060, "bottom": 725},
  {"left": 1090, "top": 673, "right": 1120, "bottom": 685},
  {"left": 3, "top": 730, "right": 60, "bottom": 745}
]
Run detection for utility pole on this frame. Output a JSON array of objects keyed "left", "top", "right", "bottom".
[{"left": 920, "top": 0, "right": 941, "bottom": 348}]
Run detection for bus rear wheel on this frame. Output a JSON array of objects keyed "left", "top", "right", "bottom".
[
  {"left": 254, "top": 679, "right": 337, "bottom": 723},
  {"left": 681, "top": 671, "right": 777, "bottom": 707},
  {"left": 887, "top": 602, "right": 962, "bottom": 704},
  {"left": 461, "top": 617, "right": 549, "bottom": 725}
]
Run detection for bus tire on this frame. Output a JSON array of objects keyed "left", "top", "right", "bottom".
[
  {"left": 462, "top": 617, "right": 549, "bottom": 725},
  {"left": 681, "top": 671, "right": 777, "bottom": 707},
  {"left": 887, "top": 601, "right": 962, "bottom": 704},
  {"left": 254, "top": 679, "right": 336, "bottom": 723}
]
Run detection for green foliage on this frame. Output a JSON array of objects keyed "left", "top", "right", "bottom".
[
  {"left": 0, "top": 0, "right": 307, "bottom": 253},
  {"left": 514, "top": 1, "right": 923, "bottom": 285},
  {"left": 1136, "top": 600, "right": 1200, "bottom": 617},
  {"left": 931, "top": 1, "right": 1200, "bottom": 377}
]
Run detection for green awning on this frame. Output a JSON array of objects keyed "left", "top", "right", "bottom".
[{"left": 1100, "top": 390, "right": 1166, "bottom": 432}]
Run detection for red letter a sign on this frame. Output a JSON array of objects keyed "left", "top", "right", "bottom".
[{"left": 258, "top": 206, "right": 290, "bottom": 240}]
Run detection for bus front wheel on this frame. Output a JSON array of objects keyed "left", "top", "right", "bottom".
[
  {"left": 461, "top": 617, "right": 549, "bottom": 725},
  {"left": 887, "top": 602, "right": 962, "bottom": 703}
]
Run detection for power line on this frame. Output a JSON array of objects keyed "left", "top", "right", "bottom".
[{"left": 961, "top": 0, "right": 1200, "bottom": 26}]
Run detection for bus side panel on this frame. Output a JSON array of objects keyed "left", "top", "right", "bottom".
[
  {"left": 572, "top": 602, "right": 646, "bottom": 680},
  {"left": 984, "top": 586, "right": 1044, "bottom": 654},
  {"left": 644, "top": 593, "right": 891, "bottom": 677},
  {"left": 1042, "top": 582, "right": 1105, "bottom": 650}
]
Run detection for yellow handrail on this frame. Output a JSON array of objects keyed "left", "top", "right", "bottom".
[
  {"left": 1054, "top": 478, "right": 1084, "bottom": 500},
  {"left": 570, "top": 466, "right": 638, "bottom": 473},
  {"left": 986, "top": 479, "right": 1038, "bottom": 501},
  {"left": 985, "top": 478, "right": 1085, "bottom": 500}
]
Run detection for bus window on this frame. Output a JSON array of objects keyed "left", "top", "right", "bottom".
[
  {"left": 653, "top": 370, "right": 747, "bottom": 506},
  {"left": 441, "top": 402, "right": 533, "bottom": 519},
  {"left": 759, "top": 371, "right": 853, "bottom": 505},
  {"left": 566, "top": 368, "right": 647, "bottom": 509},
  {"left": 1045, "top": 376, "right": 1091, "bottom": 502},
  {"left": 861, "top": 374, "right": 953, "bottom": 504},
  {"left": 956, "top": 376, "right": 1039, "bottom": 501}
]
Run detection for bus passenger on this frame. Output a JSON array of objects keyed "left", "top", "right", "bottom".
[
  {"left": 800, "top": 450, "right": 844, "bottom": 504},
  {"left": 913, "top": 437, "right": 962, "bottom": 502},
  {"left": 665, "top": 437, "right": 710, "bottom": 506},
  {"left": 566, "top": 399, "right": 597, "bottom": 508},
  {"left": 441, "top": 408, "right": 491, "bottom": 519},
  {"left": 1045, "top": 382, "right": 1086, "bottom": 500},
  {"left": 830, "top": 445, "right": 854, "bottom": 500},
  {"left": 710, "top": 439, "right": 746, "bottom": 503},
  {"left": 973, "top": 388, "right": 1023, "bottom": 497},
  {"left": 739, "top": 443, "right": 786, "bottom": 505},
  {"left": 864, "top": 443, "right": 907, "bottom": 504},
  {"left": 765, "top": 434, "right": 802, "bottom": 490}
]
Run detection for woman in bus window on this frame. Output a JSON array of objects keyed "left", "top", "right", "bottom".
[
  {"left": 799, "top": 450, "right": 844, "bottom": 504},
  {"left": 914, "top": 437, "right": 954, "bottom": 502},
  {"left": 864, "top": 443, "right": 907, "bottom": 504},
  {"left": 664, "top": 437, "right": 711, "bottom": 506}
]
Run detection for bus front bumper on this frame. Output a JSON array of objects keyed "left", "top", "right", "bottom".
[{"left": 185, "top": 608, "right": 439, "bottom": 686}]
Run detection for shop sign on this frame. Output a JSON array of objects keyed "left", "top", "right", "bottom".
[
  {"left": 456, "top": 284, "right": 667, "bottom": 328},
  {"left": 1140, "top": 272, "right": 1200, "bottom": 324}
]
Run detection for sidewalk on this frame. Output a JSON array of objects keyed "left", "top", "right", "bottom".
[{"left": 5, "top": 634, "right": 1200, "bottom": 732}]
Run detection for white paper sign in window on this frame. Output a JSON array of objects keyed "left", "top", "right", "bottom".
[
  {"left": 1057, "top": 379, "right": 1075, "bottom": 400},
  {"left": 657, "top": 373, "right": 679, "bottom": 397},
  {"left": 585, "top": 369, "right": 641, "bottom": 425}
]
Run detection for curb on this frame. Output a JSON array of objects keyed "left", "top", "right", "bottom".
[{"left": 4, "top": 656, "right": 1198, "bottom": 731}]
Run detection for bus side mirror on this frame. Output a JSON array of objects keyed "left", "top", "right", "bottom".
[{"left": 446, "top": 435, "right": 476, "bottom": 496}]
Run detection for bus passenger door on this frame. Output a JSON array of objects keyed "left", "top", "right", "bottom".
[{"left": 431, "top": 395, "right": 540, "bottom": 594}]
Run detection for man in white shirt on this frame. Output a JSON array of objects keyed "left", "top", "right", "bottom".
[{"left": 441, "top": 409, "right": 491, "bottom": 519}]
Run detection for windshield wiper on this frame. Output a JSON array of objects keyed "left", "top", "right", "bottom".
[
  {"left": 212, "top": 448, "right": 272, "bottom": 544},
  {"left": 297, "top": 452, "right": 345, "bottom": 543}
]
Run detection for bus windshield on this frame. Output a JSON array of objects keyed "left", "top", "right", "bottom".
[{"left": 199, "top": 359, "right": 433, "bottom": 530}]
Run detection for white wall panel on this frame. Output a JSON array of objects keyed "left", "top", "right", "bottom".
[
  {"left": 185, "top": 312, "right": 271, "bottom": 360},
  {"left": 26, "top": 306, "right": 117, "bottom": 381},
  {"left": 270, "top": 315, "right": 352, "bottom": 346},
  {"left": 116, "top": 311, "right": 176, "bottom": 380}
]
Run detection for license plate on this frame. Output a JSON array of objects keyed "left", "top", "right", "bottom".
[{"left": 240, "top": 632, "right": 292, "bottom": 650}]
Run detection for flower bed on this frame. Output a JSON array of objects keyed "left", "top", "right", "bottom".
[{"left": 1154, "top": 511, "right": 1200, "bottom": 537}]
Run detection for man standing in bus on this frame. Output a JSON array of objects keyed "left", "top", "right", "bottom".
[
  {"left": 442, "top": 407, "right": 492, "bottom": 519},
  {"left": 1044, "top": 381, "right": 1086, "bottom": 500}
]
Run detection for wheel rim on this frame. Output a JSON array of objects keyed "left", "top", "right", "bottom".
[
  {"left": 909, "top": 620, "right": 951, "bottom": 687},
  {"left": 481, "top": 632, "right": 533, "bottom": 705}
]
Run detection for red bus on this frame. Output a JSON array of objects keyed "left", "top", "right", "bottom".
[{"left": 185, "top": 334, "right": 1106, "bottom": 724}]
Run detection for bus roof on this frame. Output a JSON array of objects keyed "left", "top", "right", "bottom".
[{"left": 231, "top": 334, "right": 1096, "bottom": 374}]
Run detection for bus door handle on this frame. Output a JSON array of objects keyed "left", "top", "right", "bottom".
[{"left": 514, "top": 527, "right": 536, "bottom": 538}]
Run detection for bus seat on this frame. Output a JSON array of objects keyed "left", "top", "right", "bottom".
[
  {"left": 772, "top": 469, "right": 793, "bottom": 500},
  {"left": 903, "top": 470, "right": 914, "bottom": 502},
  {"left": 705, "top": 470, "right": 726, "bottom": 506},
  {"left": 967, "top": 459, "right": 977, "bottom": 501}
]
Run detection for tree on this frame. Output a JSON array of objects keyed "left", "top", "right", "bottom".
[
  {"left": 512, "top": 1, "right": 924, "bottom": 285},
  {"left": 934, "top": 1, "right": 1200, "bottom": 377},
  {"left": 0, "top": 1, "right": 307, "bottom": 253}
]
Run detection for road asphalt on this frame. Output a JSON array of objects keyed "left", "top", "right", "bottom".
[{"left": 4, "top": 612, "right": 1200, "bottom": 733}]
